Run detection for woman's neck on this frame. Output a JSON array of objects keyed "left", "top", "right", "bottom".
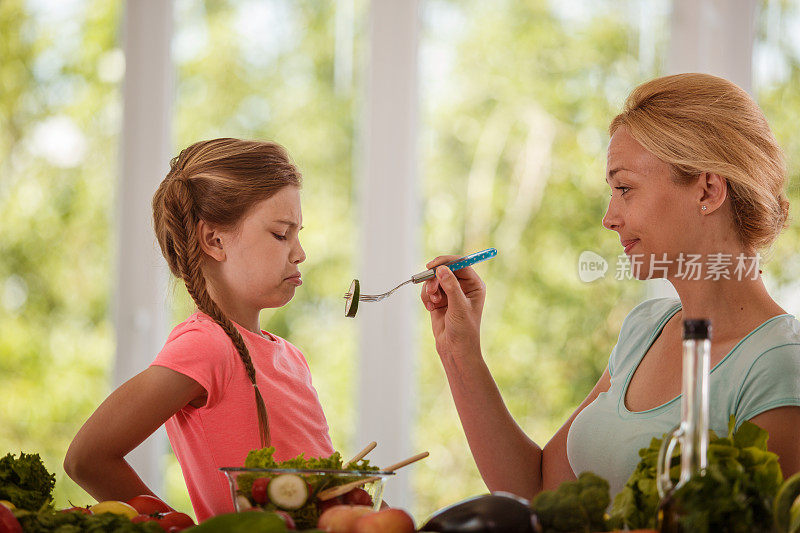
[{"left": 669, "top": 275, "right": 786, "bottom": 342}]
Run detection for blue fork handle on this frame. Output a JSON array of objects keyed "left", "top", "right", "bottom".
[{"left": 411, "top": 248, "right": 498, "bottom": 283}]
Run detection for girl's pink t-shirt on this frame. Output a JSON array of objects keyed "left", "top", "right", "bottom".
[{"left": 150, "top": 312, "right": 334, "bottom": 522}]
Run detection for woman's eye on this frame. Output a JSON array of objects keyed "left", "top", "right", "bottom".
[
  {"left": 272, "top": 233, "right": 287, "bottom": 241},
  {"left": 615, "top": 186, "right": 630, "bottom": 196}
]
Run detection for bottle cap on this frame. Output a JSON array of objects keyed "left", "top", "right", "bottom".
[{"left": 683, "top": 319, "right": 711, "bottom": 340}]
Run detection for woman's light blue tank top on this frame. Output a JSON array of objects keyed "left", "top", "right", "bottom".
[{"left": 566, "top": 297, "right": 800, "bottom": 499}]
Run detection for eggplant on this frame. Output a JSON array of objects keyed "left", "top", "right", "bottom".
[{"left": 419, "top": 492, "right": 539, "bottom": 533}]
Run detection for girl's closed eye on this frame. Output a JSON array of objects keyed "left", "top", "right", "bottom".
[
  {"left": 272, "top": 232, "right": 287, "bottom": 241},
  {"left": 615, "top": 186, "right": 630, "bottom": 196}
]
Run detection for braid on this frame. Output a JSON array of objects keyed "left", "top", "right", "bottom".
[{"left": 157, "top": 175, "right": 271, "bottom": 447}]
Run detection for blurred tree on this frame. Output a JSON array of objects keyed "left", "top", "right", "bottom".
[
  {"left": 1, "top": 0, "right": 798, "bottom": 525},
  {"left": 756, "top": 0, "right": 800, "bottom": 295},
  {"left": 0, "top": 0, "right": 122, "bottom": 510}
]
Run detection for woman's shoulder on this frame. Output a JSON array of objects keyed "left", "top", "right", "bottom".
[
  {"left": 731, "top": 315, "right": 800, "bottom": 423},
  {"left": 733, "top": 313, "right": 800, "bottom": 363}
]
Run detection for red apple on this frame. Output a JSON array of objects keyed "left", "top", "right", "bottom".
[
  {"left": 317, "top": 505, "right": 373, "bottom": 533},
  {"left": 352, "top": 508, "right": 414, "bottom": 533}
]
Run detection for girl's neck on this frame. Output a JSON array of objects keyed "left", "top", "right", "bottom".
[{"left": 202, "top": 282, "right": 262, "bottom": 336}]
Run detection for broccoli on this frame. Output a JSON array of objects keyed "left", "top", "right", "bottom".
[
  {"left": 0, "top": 452, "right": 55, "bottom": 511},
  {"left": 530, "top": 471, "right": 610, "bottom": 532}
]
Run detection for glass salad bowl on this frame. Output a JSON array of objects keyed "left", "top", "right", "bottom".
[{"left": 220, "top": 467, "right": 394, "bottom": 529}]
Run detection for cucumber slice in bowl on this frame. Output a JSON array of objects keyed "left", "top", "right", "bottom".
[
  {"left": 267, "top": 474, "right": 309, "bottom": 510},
  {"left": 345, "top": 279, "right": 360, "bottom": 318}
]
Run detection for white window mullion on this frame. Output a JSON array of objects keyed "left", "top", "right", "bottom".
[
  {"left": 357, "top": 0, "right": 420, "bottom": 510},
  {"left": 113, "top": 0, "right": 174, "bottom": 496}
]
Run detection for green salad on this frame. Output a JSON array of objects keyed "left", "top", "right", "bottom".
[{"left": 234, "top": 447, "right": 380, "bottom": 530}]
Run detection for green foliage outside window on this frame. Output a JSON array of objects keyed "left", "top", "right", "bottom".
[{"left": 0, "top": 0, "right": 798, "bottom": 524}]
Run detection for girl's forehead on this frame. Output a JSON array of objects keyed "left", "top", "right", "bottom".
[{"left": 252, "top": 187, "right": 302, "bottom": 222}]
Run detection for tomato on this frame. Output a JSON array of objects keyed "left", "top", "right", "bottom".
[
  {"left": 156, "top": 511, "right": 195, "bottom": 531},
  {"left": 251, "top": 477, "right": 270, "bottom": 505},
  {"left": 0, "top": 503, "right": 22, "bottom": 533},
  {"left": 127, "top": 495, "right": 172, "bottom": 515},
  {"left": 131, "top": 514, "right": 157, "bottom": 524},
  {"left": 344, "top": 488, "right": 373, "bottom": 506}
]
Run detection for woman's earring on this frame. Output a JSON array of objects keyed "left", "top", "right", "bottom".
[{"left": 701, "top": 205, "right": 708, "bottom": 212}]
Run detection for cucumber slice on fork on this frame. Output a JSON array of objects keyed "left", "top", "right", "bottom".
[{"left": 345, "top": 279, "right": 360, "bottom": 318}]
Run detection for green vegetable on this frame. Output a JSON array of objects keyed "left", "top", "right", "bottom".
[
  {"left": 530, "top": 471, "right": 610, "bottom": 532},
  {"left": 0, "top": 453, "right": 55, "bottom": 511},
  {"left": 239, "top": 448, "right": 379, "bottom": 529},
  {"left": 775, "top": 472, "right": 800, "bottom": 532},
  {"left": 345, "top": 279, "right": 359, "bottom": 318},
  {"left": 13, "top": 507, "right": 163, "bottom": 533},
  {"left": 608, "top": 416, "right": 783, "bottom": 532},
  {"left": 184, "top": 511, "right": 288, "bottom": 533}
]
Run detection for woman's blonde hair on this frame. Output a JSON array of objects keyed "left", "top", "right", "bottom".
[
  {"left": 152, "top": 138, "right": 302, "bottom": 447},
  {"left": 609, "top": 73, "right": 789, "bottom": 252}
]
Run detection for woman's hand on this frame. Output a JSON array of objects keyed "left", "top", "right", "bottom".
[{"left": 420, "top": 255, "right": 486, "bottom": 361}]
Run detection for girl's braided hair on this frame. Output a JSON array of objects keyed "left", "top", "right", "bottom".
[{"left": 152, "top": 138, "right": 302, "bottom": 446}]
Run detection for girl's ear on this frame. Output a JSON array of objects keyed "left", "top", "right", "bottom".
[
  {"left": 197, "top": 219, "right": 226, "bottom": 261},
  {"left": 697, "top": 172, "right": 728, "bottom": 214}
]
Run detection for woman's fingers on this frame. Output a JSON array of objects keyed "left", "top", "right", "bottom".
[
  {"left": 426, "top": 255, "right": 460, "bottom": 269},
  {"left": 421, "top": 279, "right": 447, "bottom": 310},
  {"left": 434, "top": 266, "right": 468, "bottom": 309},
  {"left": 424, "top": 255, "right": 456, "bottom": 305},
  {"left": 421, "top": 254, "right": 485, "bottom": 308}
]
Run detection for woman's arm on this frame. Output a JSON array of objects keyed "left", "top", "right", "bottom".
[
  {"left": 748, "top": 406, "right": 800, "bottom": 478},
  {"left": 64, "top": 366, "right": 206, "bottom": 502},
  {"left": 421, "top": 259, "right": 611, "bottom": 499}
]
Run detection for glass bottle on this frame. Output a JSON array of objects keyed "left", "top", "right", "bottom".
[{"left": 656, "top": 318, "right": 711, "bottom": 533}]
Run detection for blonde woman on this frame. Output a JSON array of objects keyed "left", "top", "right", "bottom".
[{"left": 421, "top": 73, "right": 800, "bottom": 501}]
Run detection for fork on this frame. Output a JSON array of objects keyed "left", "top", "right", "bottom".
[{"left": 344, "top": 248, "right": 498, "bottom": 303}]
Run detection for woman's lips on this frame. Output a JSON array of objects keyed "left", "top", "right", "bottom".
[
  {"left": 622, "top": 239, "right": 639, "bottom": 254},
  {"left": 285, "top": 274, "right": 302, "bottom": 286}
]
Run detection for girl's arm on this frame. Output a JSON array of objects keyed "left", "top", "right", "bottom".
[
  {"left": 422, "top": 259, "right": 610, "bottom": 500},
  {"left": 64, "top": 366, "right": 206, "bottom": 502}
]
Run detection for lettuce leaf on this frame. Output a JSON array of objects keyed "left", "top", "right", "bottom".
[
  {"left": 0, "top": 452, "right": 55, "bottom": 511},
  {"left": 607, "top": 416, "right": 782, "bottom": 531}
]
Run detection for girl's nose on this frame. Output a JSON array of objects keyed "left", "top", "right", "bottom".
[{"left": 293, "top": 242, "right": 306, "bottom": 264}]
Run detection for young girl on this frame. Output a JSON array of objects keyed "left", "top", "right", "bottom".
[{"left": 64, "top": 138, "right": 334, "bottom": 521}]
